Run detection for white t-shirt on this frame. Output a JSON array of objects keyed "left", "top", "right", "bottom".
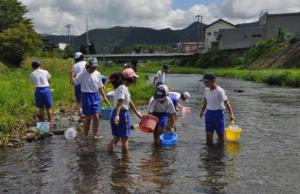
[
  {"left": 169, "top": 92, "right": 181, "bottom": 101},
  {"left": 73, "top": 61, "right": 87, "bottom": 78},
  {"left": 114, "top": 84, "right": 130, "bottom": 110},
  {"left": 75, "top": 69, "right": 104, "bottom": 93},
  {"left": 148, "top": 96, "right": 176, "bottom": 114},
  {"left": 30, "top": 69, "right": 51, "bottom": 87},
  {"left": 204, "top": 86, "right": 228, "bottom": 110},
  {"left": 155, "top": 70, "right": 165, "bottom": 84}
]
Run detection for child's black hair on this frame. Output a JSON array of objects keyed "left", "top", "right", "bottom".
[
  {"left": 31, "top": 60, "right": 41, "bottom": 69},
  {"left": 109, "top": 72, "right": 124, "bottom": 89},
  {"left": 75, "top": 56, "right": 84, "bottom": 63}
]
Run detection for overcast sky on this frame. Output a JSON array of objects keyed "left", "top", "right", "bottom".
[{"left": 20, "top": 0, "right": 300, "bottom": 35}]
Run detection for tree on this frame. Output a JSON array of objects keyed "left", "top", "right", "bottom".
[
  {"left": 63, "top": 45, "right": 74, "bottom": 59},
  {"left": 79, "top": 44, "right": 87, "bottom": 54},
  {"left": 0, "top": 22, "right": 43, "bottom": 65},
  {"left": 89, "top": 42, "right": 97, "bottom": 54},
  {"left": 0, "top": 0, "right": 42, "bottom": 65},
  {"left": 0, "top": 0, "right": 30, "bottom": 32}
]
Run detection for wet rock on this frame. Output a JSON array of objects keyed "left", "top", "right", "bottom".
[{"left": 233, "top": 89, "right": 245, "bottom": 93}]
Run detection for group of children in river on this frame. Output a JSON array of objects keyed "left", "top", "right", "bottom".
[{"left": 30, "top": 52, "right": 235, "bottom": 154}]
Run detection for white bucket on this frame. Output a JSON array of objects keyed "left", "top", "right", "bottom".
[{"left": 36, "top": 122, "right": 50, "bottom": 133}]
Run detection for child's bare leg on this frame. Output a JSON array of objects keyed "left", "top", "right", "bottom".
[
  {"left": 217, "top": 133, "right": 225, "bottom": 145},
  {"left": 83, "top": 116, "right": 92, "bottom": 136},
  {"left": 121, "top": 137, "right": 129, "bottom": 155},
  {"left": 153, "top": 128, "right": 162, "bottom": 144},
  {"left": 46, "top": 108, "right": 53, "bottom": 127},
  {"left": 92, "top": 114, "right": 99, "bottom": 137},
  {"left": 38, "top": 108, "right": 45, "bottom": 122},
  {"left": 206, "top": 132, "right": 214, "bottom": 146},
  {"left": 108, "top": 136, "right": 120, "bottom": 153}
]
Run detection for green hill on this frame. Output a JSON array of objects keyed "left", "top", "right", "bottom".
[{"left": 43, "top": 22, "right": 205, "bottom": 53}]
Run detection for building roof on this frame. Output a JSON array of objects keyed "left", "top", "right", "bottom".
[
  {"left": 204, "top": 19, "right": 237, "bottom": 29},
  {"left": 266, "top": 12, "right": 300, "bottom": 17}
]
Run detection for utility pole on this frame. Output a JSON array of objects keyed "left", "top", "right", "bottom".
[
  {"left": 195, "top": 15, "right": 203, "bottom": 53},
  {"left": 86, "top": 16, "right": 89, "bottom": 56},
  {"left": 65, "top": 24, "right": 72, "bottom": 46}
]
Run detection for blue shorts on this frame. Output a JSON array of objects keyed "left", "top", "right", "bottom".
[
  {"left": 156, "top": 81, "right": 164, "bottom": 88},
  {"left": 169, "top": 95, "right": 179, "bottom": 107},
  {"left": 74, "top": 84, "right": 81, "bottom": 103},
  {"left": 205, "top": 110, "right": 225, "bottom": 135},
  {"left": 111, "top": 109, "right": 132, "bottom": 137},
  {"left": 81, "top": 92, "right": 101, "bottom": 116},
  {"left": 153, "top": 112, "right": 169, "bottom": 129},
  {"left": 35, "top": 87, "right": 53, "bottom": 108}
]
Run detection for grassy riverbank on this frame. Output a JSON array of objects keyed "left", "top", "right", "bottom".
[
  {"left": 0, "top": 57, "right": 154, "bottom": 146},
  {"left": 139, "top": 62, "right": 300, "bottom": 87}
]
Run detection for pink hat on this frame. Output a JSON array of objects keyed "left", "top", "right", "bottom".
[{"left": 122, "top": 68, "right": 139, "bottom": 78}]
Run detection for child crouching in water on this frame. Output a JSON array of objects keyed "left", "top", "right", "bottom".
[
  {"left": 200, "top": 73, "right": 235, "bottom": 145},
  {"left": 74, "top": 58, "right": 109, "bottom": 138},
  {"left": 148, "top": 85, "right": 176, "bottom": 144},
  {"left": 108, "top": 68, "right": 142, "bottom": 154}
]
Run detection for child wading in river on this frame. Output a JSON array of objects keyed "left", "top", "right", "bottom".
[
  {"left": 200, "top": 73, "right": 235, "bottom": 145},
  {"left": 168, "top": 91, "right": 191, "bottom": 111},
  {"left": 30, "top": 60, "right": 54, "bottom": 127},
  {"left": 108, "top": 68, "right": 142, "bottom": 154},
  {"left": 148, "top": 85, "right": 176, "bottom": 144},
  {"left": 71, "top": 52, "right": 86, "bottom": 117},
  {"left": 153, "top": 65, "right": 170, "bottom": 88},
  {"left": 74, "top": 58, "right": 109, "bottom": 138}
]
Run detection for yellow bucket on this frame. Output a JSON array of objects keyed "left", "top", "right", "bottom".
[{"left": 225, "top": 122, "right": 242, "bottom": 142}]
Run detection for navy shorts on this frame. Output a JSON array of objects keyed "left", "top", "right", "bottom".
[
  {"left": 81, "top": 92, "right": 101, "bottom": 116},
  {"left": 35, "top": 87, "right": 53, "bottom": 108},
  {"left": 156, "top": 81, "right": 163, "bottom": 88},
  {"left": 74, "top": 84, "right": 81, "bottom": 103},
  {"left": 111, "top": 109, "right": 131, "bottom": 137},
  {"left": 205, "top": 110, "right": 225, "bottom": 135},
  {"left": 153, "top": 112, "right": 169, "bottom": 129}
]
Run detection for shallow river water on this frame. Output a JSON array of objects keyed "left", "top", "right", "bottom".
[{"left": 0, "top": 74, "right": 300, "bottom": 194}]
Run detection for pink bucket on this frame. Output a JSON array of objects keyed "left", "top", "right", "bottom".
[
  {"left": 181, "top": 107, "right": 192, "bottom": 114},
  {"left": 139, "top": 115, "right": 159, "bottom": 133}
]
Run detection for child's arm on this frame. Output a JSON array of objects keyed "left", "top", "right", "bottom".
[
  {"left": 114, "top": 99, "right": 123, "bottom": 125},
  {"left": 200, "top": 98, "right": 207, "bottom": 118},
  {"left": 129, "top": 100, "right": 142, "bottom": 119},
  {"left": 99, "top": 87, "right": 110, "bottom": 105},
  {"left": 224, "top": 100, "right": 235, "bottom": 121},
  {"left": 168, "top": 113, "right": 176, "bottom": 131},
  {"left": 153, "top": 76, "right": 157, "bottom": 85}
]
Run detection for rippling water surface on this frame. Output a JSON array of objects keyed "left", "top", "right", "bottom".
[{"left": 1, "top": 74, "right": 299, "bottom": 194}]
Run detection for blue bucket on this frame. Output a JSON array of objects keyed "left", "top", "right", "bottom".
[
  {"left": 101, "top": 107, "right": 113, "bottom": 120},
  {"left": 160, "top": 132, "right": 177, "bottom": 146},
  {"left": 36, "top": 122, "right": 50, "bottom": 133}
]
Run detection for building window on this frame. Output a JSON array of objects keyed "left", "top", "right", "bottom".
[
  {"left": 207, "top": 32, "right": 211, "bottom": 36},
  {"left": 252, "top": 34, "right": 262, "bottom": 38},
  {"left": 214, "top": 31, "right": 218, "bottom": 36},
  {"left": 244, "top": 35, "right": 248, "bottom": 39}
]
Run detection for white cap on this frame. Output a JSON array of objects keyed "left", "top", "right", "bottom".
[
  {"left": 74, "top": 52, "right": 83, "bottom": 59},
  {"left": 183, "top": 92, "right": 190, "bottom": 102}
]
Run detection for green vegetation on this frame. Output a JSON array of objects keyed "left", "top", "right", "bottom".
[
  {"left": 140, "top": 62, "right": 300, "bottom": 87},
  {"left": 0, "top": 57, "right": 154, "bottom": 146},
  {"left": 0, "top": 0, "right": 43, "bottom": 65}
]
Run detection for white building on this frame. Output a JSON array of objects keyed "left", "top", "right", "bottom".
[
  {"left": 177, "top": 42, "right": 205, "bottom": 53},
  {"left": 58, "top": 43, "right": 69, "bottom": 51},
  {"left": 205, "top": 19, "right": 237, "bottom": 52}
]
